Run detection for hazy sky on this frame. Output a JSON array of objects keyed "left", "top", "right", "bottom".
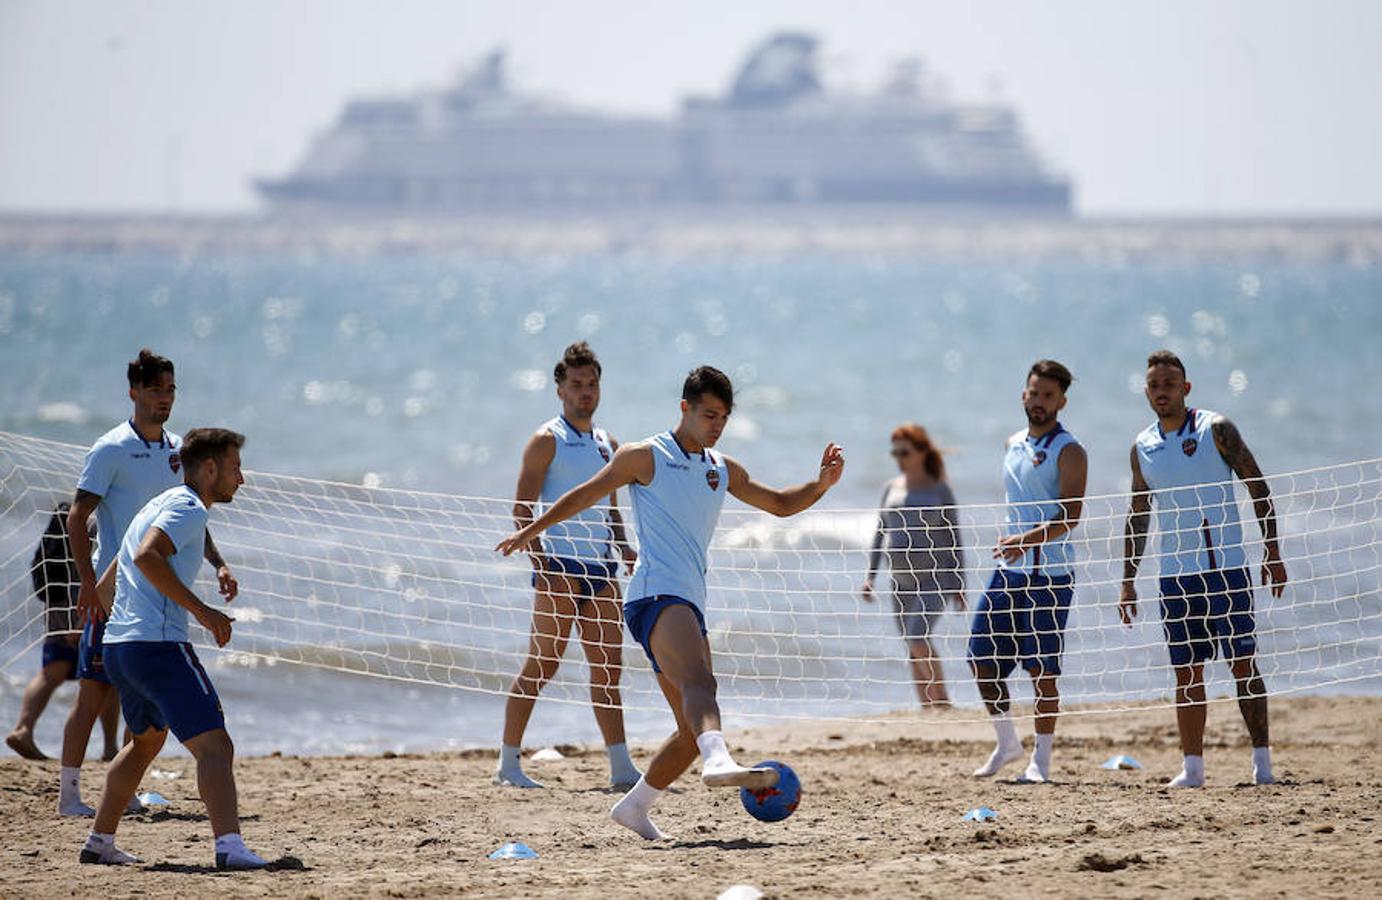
[{"left": 2, "top": 0, "right": 1380, "bottom": 215}]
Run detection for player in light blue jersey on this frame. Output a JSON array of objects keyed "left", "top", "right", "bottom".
[
  {"left": 80, "top": 427, "right": 268, "bottom": 870},
  {"left": 1120, "top": 350, "right": 1287, "bottom": 788},
  {"left": 498, "top": 366, "right": 844, "bottom": 840},
  {"left": 496, "top": 342, "right": 641, "bottom": 789},
  {"left": 57, "top": 349, "right": 238, "bottom": 817},
  {"left": 968, "top": 360, "right": 1088, "bottom": 783}
]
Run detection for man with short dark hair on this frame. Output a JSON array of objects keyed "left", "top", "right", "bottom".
[
  {"left": 495, "top": 342, "right": 641, "bottom": 789},
  {"left": 968, "top": 359, "right": 1087, "bottom": 783},
  {"left": 81, "top": 428, "right": 267, "bottom": 870},
  {"left": 58, "top": 349, "right": 238, "bottom": 816},
  {"left": 498, "top": 365, "right": 844, "bottom": 839},
  {"left": 1120, "top": 350, "right": 1286, "bottom": 788}
]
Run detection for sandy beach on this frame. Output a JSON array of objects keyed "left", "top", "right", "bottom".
[{"left": 1, "top": 694, "right": 1378, "bottom": 898}]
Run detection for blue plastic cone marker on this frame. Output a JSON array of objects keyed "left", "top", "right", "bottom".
[
  {"left": 136, "top": 791, "right": 171, "bottom": 807},
  {"left": 1100, "top": 755, "right": 1144, "bottom": 770},
  {"left": 962, "top": 807, "right": 998, "bottom": 822},
  {"left": 488, "top": 841, "right": 538, "bottom": 860}
]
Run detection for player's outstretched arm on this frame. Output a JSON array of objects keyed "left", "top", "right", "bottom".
[
  {"left": 1120, "top": 445, "right": 1153, "bottom": 625},
  {"left": 725, "top": 443, "right": 845, "bottom": 518},
  {"left": 132, "top": 528, "right": 234, "bottom": 646},
  {"left": 1212, "top": 415, "right": 1287, "bottom": 597},
  {"left": 496, "top": 443, "right": 653, "bottom": 556}
]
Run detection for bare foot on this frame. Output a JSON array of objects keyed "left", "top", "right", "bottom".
[{"left": 6, "top": 730, "right": 48, "bottom": 761}]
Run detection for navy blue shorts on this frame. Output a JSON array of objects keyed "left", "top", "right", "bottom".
[
  {"left": 104, "top": 641, "right": 226, "bottom": 742},
  {"left": 624, "top": 595, "right": 707, "bottom": 674},
  {"left": 533, "top": 556, "right": 618, "bottom": 603},
  {"left": 967, "top": 569, "right": 1074, "bottom": 678},
  {"left": 76, "top": 620, "right": 111, "bottom": 684},
  {"left": 1159, "top": 568, "right": 1257, "bottom": 666},
  {"left": 41, "top": 636, "right": 79, "bottom": 678}
]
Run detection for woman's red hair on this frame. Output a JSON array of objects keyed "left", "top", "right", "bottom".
[{"left": 890, "top": 422, "right": 945, "bottom": 480}]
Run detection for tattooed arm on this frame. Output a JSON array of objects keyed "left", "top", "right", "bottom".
[
  {"left": 1212, "top": 415, "right": 1288, "bottom": 597},
  {"left": 1119, "top": 445, "right": 1153, "bottom": 625}
]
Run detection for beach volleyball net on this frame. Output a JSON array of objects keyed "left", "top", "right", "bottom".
[{"left": 1, "top": 430, "right": 1379, "bottom": 723}]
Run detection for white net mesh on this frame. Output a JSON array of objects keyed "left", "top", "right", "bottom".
[{"left": 2, "top": 429, "right": 1379, "bottom": 724}]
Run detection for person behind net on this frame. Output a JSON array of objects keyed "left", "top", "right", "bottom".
[
  {"left": 860, "top": 423, "right": 965, "bottom": 708},
  {"left": 1119, "top": 349, "right": 1287, "bottom": 788},
  {"left": 80, "top": 428, "right": 268, "bottom": 870},
  {"left": 5, "top": 503, "right": 117, "bottom": 760},
  {"left": 495, "top": 341, "right": 641, "bottom": 789},
  {"left": 968, "top": 359, "right": 1088, "bottom": 783},
  {"left": 61, "top": 349, "right": 238, "bottom": 817},
  {"left": 497, "top": 366, "right": 844, "bottom": 840}
]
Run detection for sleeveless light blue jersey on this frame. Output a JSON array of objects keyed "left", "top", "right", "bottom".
[
  {"left": 105, "top": 485, "right": 209, "bottom": 645},
  {"left": 1001, "top": 423, "right": 1081, "bottom": 576},
  {"left": 626, "top": 431, "right": 729, "bottom": 612},
  {"left": 76, "top": 420, "right": 183, "bottom": 576},
  {"left": 538, "top": 415, "right": 615, "bottom": 561},
  {"left": 1135, "top": 408, "right": 1246, "bottom": 576}
]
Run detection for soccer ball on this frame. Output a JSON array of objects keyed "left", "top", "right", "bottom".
[{"left": 739, "top": 760, "right": 801, "bottom": 822}]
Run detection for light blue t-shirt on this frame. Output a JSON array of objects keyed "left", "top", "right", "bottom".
[
  {"left": 626, "top": 431, "right": 729, "bottom": 612},
  {"left": 1135, "top": 407, "right": 1246, "bottom": 576},
  {"left": 104, "top": 485, "right": 209, "bottom": 645},
  {"left": 1000, "top": 422, "right": 1081, "bottom": 577},
  {"left": 77, "top": 419, "right": 183, "bottom": 577},
  {"left": 538, "top": 414, "right": 615, "bottom": 561}
]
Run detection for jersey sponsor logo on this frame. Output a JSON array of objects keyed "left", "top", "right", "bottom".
[
  {"left": 665, "top": 461, "right": 689, "bottom": 471},
  {"left": 1031, "top": 449, "right": 1048, "bottom": 467},
  {"left": 705, "top": 468, "right": 721, "bottom": 491},
  {"left": 130, "top": 452, "right": 151, "bottom": 459},
  {"left": 169, "top": 452, "right": 181, "bottom": 473},
  {"left": 1181, "top": 437, "right": 1198, "bottom": 457}
]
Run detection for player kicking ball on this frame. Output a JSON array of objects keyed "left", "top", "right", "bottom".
[
  {"left": 80, "top": 428, "right": 267, "bottom": 870},
  {"left": 497, "top": 366, "right": 844, "bottom": 840}
]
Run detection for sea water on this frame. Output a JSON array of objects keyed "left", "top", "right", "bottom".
[{"left": 1, "top": 243, "right": 1378, "bottom": 754}]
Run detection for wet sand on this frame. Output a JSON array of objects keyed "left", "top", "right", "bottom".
[{"left": 1, "top": 695, "right": 1379, "bottom": 898}]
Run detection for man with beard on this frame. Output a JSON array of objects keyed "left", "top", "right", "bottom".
[
  {"left": 495, "top": 342, "right": 641, "bottom": 789},
  {"left": 968, "top": 359, "right": 1088, "bottom": 783},
  {"left": 1119, "top": 349, "right": 1286, "bottom": 788},
  {"left": 80, "top": 428, "right": 267, "bottom": 870}
]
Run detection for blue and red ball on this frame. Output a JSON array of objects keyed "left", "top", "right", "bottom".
[{"left": 739, "top": 760, "right": 801, "bottom": 822}]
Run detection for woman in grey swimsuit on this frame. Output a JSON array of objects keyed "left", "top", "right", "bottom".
[{"left": 861, "top": 423, "right": 965, "bottom": 707}]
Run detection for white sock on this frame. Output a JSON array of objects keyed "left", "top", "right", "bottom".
[
  {"left": 606, "top": 742, "right": 640, "bottom": 785},
  {"left": 1024, "top": 733, "right": 1054, "bottom": 782},
  {"left": 1252, "top": 746, "right": 1274, "bottom": 785},
  {"left": 1169, "top": 754, "right": 1206, "bottom": 788},
  {"left": 60, "top": 766, "right": 82, "bottom": 802},
  {"left": 214, "top": 833, "right": 247, "bottom": 854},
  {"left": 610, "top": 777, "right": 667, "bottom": 840},
  {"left": 973, "top": 713, "right": 1023, "bottom": 778},
  {"left": 494, "top": 744, "right": 543, "bottom": 788},
  {"left": 84, "top": 832, "right": 114, "bottom": 851},
  {"left": 695, "top": 730, "right": 733, "bottom": 769}
]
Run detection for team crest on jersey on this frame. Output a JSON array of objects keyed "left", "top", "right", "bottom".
[
  {"left": 705, "top": 468, "right": 720, "bottom": 491},
  {"left": 168, "top": 452, "right": 181, "bottom": 473},
  {"left": 1031, "top": 450, "right": 1048, "bottom": 467},
  {"left": 598, "top": 444, "right": 611, "bottom": 463},
  {"left": 1181, "top": 438, "right": 1198, "bottom": 457}
]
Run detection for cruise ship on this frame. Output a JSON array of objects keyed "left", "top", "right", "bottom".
[{"left": 255, "top": 33, "right": 1072, "bottom": 214}]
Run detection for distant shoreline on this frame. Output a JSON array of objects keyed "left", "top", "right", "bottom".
[{"left": 2, "top": 211, "right": 1381, "bottom": 260}]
